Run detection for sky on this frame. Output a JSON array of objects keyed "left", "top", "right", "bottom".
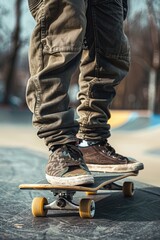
[
  {"left": 130, "top": 0, "right": 147, "bottom": 18},
  {"left": 0, "top": 1, "right": 35, "bottom": 38}
]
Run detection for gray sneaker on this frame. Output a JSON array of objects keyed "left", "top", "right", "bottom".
[
  {"left": 45, "top": 144, "right": 94, "bottom": 186},
  {"left": 80, "top": 140, "right": 144, "bottom": 173}
]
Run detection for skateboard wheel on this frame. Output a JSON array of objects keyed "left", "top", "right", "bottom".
[
  {"left": 86, "top": 191, "right": 97, "bottom": 196},
  {"left": 123, "top": 182, "right": 134, "bottom": 197},
  {"left": 79, "top": 199, "right": 95, "bottom": 219},
  {"left": 32, "top": 197, "right": 48, "bottom": 217}
]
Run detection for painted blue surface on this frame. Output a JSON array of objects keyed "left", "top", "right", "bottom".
[
  {"left": 150, "top": 114, "right": 160, "bottom": 126},
  {"left": 113, "top": 113, "right": 160, "bottom": 131}
]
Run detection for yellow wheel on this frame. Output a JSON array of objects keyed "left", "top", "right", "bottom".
[
  {"left": 79, "top": 199, "right": 95, "bottom": 218},
  {"left": 85, "top": 191, "right": 97, "bottom": 196},
  {"left": 123, "top": 182, "right": 134, "bottom": 197},
  {"left": 32, "top": 197, "right": 48, "bottom": 217}
]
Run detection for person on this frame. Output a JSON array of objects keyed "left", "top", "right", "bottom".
[{"left": 27, "top": 0, "right": 143, "bottom": 186}]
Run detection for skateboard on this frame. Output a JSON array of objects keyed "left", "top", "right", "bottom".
[{"left": 19, "top": 171, "right": 138, "bottom": 219}]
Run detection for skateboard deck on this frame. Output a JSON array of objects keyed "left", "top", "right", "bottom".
[{"left": 19, "top": 171, "right": 138, "bottom": 219}]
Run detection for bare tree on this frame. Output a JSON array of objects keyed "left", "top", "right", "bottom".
[
  {"left": 112, "top": 1, "right": 160, "bottom": 112},
  {"left": 147, "top": 0, "right": 160, "bottom": 114},
  {"left": 3, "top": 0, "right": 23, "bottom": 104}
]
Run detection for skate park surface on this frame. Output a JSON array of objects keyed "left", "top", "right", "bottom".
[{"left": 0, "top": 108, "right": 160, "bottom": 240}]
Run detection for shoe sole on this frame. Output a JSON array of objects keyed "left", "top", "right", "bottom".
[
  {"left": 46, "top": 174, "right": 94, "bottom": 186},
  {"left": 86, "top": 162, "right": 144, "bottom": 173}
]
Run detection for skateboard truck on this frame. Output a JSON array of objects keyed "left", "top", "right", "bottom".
[
  {"left": 44, "top": 190, "right": 79, "bottom": 211},
  {"left": 32, "top": 190, "right": 96, "bottom": 218},
  {"left": 44, "top": 197, "right": 79, "bottom": 211}
]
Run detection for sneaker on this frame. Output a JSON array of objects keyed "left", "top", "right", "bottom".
[
  {"left": 79, "top": 140, "right": 144, "bottom": 173},
  {"left": 45, "top": 144, "right": 94, "bottom": 186}
]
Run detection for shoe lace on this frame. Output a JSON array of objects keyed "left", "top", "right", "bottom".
[
  {"left": 99, "top": 140, "right": 128, "bottom": 160},
  {"left": 65, "top": 144, "right": 86, "bottom": 167}
]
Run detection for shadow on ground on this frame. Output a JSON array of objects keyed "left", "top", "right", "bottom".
[{"left": 0, "top": 147, "right": 160, "bottom": 240}]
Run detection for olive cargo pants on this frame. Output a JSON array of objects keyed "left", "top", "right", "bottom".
[{"left": 27, "top": 0, "right": 130, "bottom": 149}]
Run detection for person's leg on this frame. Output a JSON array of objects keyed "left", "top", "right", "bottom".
[
  {"left": 27, "top": 0, "right": 86, "bottom": 148},
  {"left": 27, "top": 0, "right": 94, "bottom": 185},
  {"left": 77, "top": 0, "right": 144, "bottom": 172}
]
